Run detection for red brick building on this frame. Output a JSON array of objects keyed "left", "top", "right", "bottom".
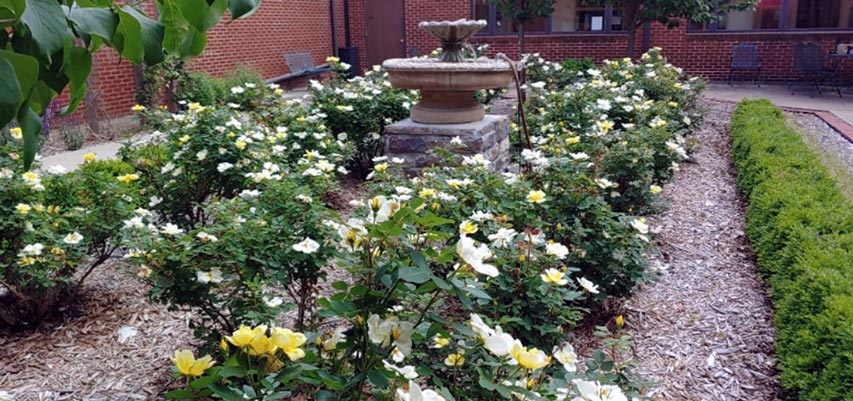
[{"left": 81, "top": 0, "right": 853, "bottom": 120}]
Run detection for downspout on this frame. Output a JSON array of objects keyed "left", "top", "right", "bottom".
[
  {"left": 330, "top": 0, "right": 339, "bottom": 56},
  {"left": 344, "top": 0, "right": 352, "bottom": 48}
]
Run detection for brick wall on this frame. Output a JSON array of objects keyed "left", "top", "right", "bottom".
[
  {"left": 66, "top": 0, "right": 342, "bottom": 121},
  {"left": 392, "top": 0, "right": 853, "bottom": 81},
  {"left": 68, "top": 0, "right": 853, "bottom": 122}
]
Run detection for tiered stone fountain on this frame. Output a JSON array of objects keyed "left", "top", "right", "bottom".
[{"left": 382, "top": 19, "right": 514, "bottom": 173}]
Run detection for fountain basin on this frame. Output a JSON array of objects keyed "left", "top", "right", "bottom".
[{"left": 383, "top": 58, "right": 514, "bottom": 124}]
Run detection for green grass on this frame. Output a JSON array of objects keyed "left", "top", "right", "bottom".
[{"left": 730, "top": 99, "right": 853, "bottom": 401}]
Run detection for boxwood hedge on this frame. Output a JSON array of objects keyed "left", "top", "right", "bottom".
[{"left": 730, "top": 99, "right": 852, "bottom": 401}]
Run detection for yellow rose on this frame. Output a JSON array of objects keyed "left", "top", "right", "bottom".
[
  {"left": 117, "top": 173, "right": 140, "bottom": 184},
  {"left": 444, "top": 353, "right": 465, "bottom": 367},
  {"left": 131, "top": 104, "right": 146, "bottom": 112},
  {"left": 459, "top": 220, "right": 478, "bottom": 235},
  {"left": 83, "top": 152, "right": 96, "bottom": 163},
  {"left": 9, "top": 127, "right": 23, "bottom": 140},
  {"left": 510, "top": 344, "right": 550, "bottom": 370},
  {"left": 172, "top": 350, "right": 214, "bottom": 377},
  {"left": 270, "top": 327, "right": 307, "bottom": 361},
  {"left": 226, "top": 325, "right": 255, "bottom": 347}
]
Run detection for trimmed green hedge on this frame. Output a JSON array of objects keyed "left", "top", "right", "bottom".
[{"left": 731, "top": 99, "right": 853, "bottom": 401}]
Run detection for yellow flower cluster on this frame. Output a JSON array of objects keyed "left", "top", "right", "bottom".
[{"left": 226, "top": 325, "right": 307, "bottom": 361}]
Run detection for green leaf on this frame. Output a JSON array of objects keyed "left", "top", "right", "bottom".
[
  {"left": 19, "top": 0, "right": 66, "bottom": 63},
  {"left": 180, "top": 0, "right": 226, "bottom": 31},
  {"left": 367, "top": 369, "right": 389, "bottom": 389},
  {"left": 18, "top": 102, "right": 42, "bottom": 170},
  {"left": 113, "top": 7, "right": 144, "bottom": 64},
  {"left": 228, "top": 0, "right": 261, "bottom": 20},
  {"left": 68, "top": 7, "right": 118, "bottom": 44},
  {"left": 0, "top": 58, "right": 23, "bottom": 127},
  {"left": 163, "top": 389, "right": 194, "bottom": 399},
  {"left": 60, "top": 46, "right": 91, "bottom": 114},
  {"left": 209, "top": 383, "right": 242, "bottom": 401},
  {"left": 190, "top": 374, "right": 218, "bottom": 389},
  {"left": 156, "top": 0, "right": 188, "bottom": 55},
  {"left": 179, "top": 26, "right": 207, "bottom": 57},
  {"left": 27, "top": 81, "right": 57, "bottom": 114},
  {"left": 399, "top": 266, "right": 430, "bottom": 284},
  {"left": 0, "top": 0, "right": 26, "bottom": 19},
  {"left": 121, "top": 6, "right": 165, "bottom": 65},
  {"left": 218, "top": 365, "right": 247, "bottom": 378},
  {"left": 0, "top": 49, "right": 38, "bottom": 102}
]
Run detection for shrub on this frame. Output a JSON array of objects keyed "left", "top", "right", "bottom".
[
  {"left": 121, "top": 105, "right": 350, "bottom": 228},
  {"left": 176, "top": 71, "right": 228, "bottom": 106},
  {"left": 302, "top": 60, "right": 417, "bottom": 176},
  {"left": 730, "top": 99, "right": 853, "bottom": 401},
  {"left": 60, "top": 124, "right": 87, "bottom": 151},
  {"left": 521, "top": 50, "right": 702, "bottom": 213},
  {"left": 0, "top": 131, "right": 136, "bottom": 328},
  {"left": 124, "top": 176, "right": 336, "bottom": 347}
]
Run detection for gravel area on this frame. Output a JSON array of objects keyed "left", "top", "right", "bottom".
[
  {"left": 787, "top": 111, "right": 853, "bottom": 173},
  {"left": 623, "top": 99, "right": 783, "bottom": 401}
]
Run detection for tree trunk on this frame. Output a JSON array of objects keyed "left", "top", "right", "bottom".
[
  {"left": 622, "top": 1, "right": 639, "bottom": 58},
  {"left": 518, "top": 22, "right": 526, "bottom": 56}
]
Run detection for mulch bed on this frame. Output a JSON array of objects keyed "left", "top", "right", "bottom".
[{"left": 621, "top": 99, "right": 783, "bottom": 401}]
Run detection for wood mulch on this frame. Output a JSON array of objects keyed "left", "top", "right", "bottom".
[
  {"left": 0, "top": 263, "right": 194, "bottom": 401},
  {"left": 621, "top": 99, "right": 783, "bottom": 401}
]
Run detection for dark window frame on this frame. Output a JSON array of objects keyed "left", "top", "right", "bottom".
[
  {"left": 471, "top": 0, "right": 626, "bottom": 35},
  {"left": 687, "top": 0, "right": 853, "bottom": 32}
]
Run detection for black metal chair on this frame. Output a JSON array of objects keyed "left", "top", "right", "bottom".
[
  {"left": 729, "top": 43, "right": 760, "bottom": 86},
  {"left": 790, "top": 42, "right": 841, "bottom": 96}
]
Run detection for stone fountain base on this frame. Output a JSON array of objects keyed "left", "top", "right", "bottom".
[
  {"left": 384, "top": 114, "right": 511, "bottom": 175},
  {"left": 412, "top": 90, "right": 484, "bottom": 124}
]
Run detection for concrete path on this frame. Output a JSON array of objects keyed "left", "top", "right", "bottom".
[
  {"left": 40, "top": 140, "right": 127, "bottom": 170},
  {"left": 704, "top": 83, "right": 853, "bottom": 125}
]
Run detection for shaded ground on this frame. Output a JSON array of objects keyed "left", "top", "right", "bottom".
[{"left": 623, "top": 99, "right": 782, "bottom": 401}]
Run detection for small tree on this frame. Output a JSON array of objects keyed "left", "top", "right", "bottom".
[
  {"left": 584, "top": 0, "right": 756, "bottom": 57},
  {"left": 0, "top": 0, "right": 263, "bottom": 169},
  {"left": 489, "top": 0, "right": 556, "bottom": 55}
]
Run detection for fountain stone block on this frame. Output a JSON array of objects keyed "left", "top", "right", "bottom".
[{"left": 384, "top": 114, "right": 511, "bottom": 175}]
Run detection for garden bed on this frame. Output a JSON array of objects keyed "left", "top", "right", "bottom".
[{"left": 622, "top": 99, "right": 782, "bottom": 401}]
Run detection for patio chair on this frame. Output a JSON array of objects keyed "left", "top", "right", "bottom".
[
  {"left": 266, "top": 52, "right": 331, "bottom": 89},
  {"left": 790, "top": 42, "right": 841, "bottom": 97},
  {"left": 729, "top": 43, "right": 760, "bottom": 87}
]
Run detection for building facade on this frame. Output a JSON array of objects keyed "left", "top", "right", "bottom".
[{"left": 77, "top": 0, "right": 853, "bottom": 120}]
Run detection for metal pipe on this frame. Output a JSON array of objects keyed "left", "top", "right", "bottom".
[{"left": 343, "top": 0, "right": 351, "bottom": 48}]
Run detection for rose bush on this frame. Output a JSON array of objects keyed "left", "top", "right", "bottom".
[{"left": 1, "top": 131, "right": 136, "bottom": 328}]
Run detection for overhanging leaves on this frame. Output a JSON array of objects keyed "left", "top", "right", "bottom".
[
  {"left": 17, "top": 103, "right": 41, "bottom": 169},
  {"left": 18, "top": 0, "right": 66, "bottom": 63},
  {"left": 0, "top": 58, "right": 22, "bottom": 127}
]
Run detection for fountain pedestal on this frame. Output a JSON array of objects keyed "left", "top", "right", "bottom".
[{"left": 384, "top": 115, "right": 511, "bottom": 175}]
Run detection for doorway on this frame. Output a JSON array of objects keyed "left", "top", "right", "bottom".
[{"left": 364, "top": 0, "right": 406, "bottom": 68}]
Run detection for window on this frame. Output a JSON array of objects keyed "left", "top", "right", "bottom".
[
  {"left": 473, "top": 0, "right": 622, "bottom": 34},
  {"left": 690, "top": 0, "right": 853, "bottom": 31}
]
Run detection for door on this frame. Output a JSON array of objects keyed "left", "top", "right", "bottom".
[{"left": 364, "top": 0, "right": 406, "bottom": 68}]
